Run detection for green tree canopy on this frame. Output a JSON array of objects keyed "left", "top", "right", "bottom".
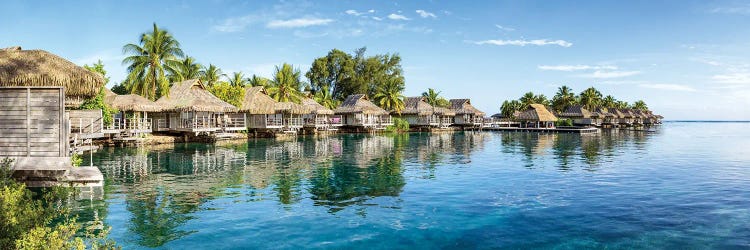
[
  {"left": 167, "top": 56, "right": 202, "bottom": 83},
  {"left": 199, "top": 64, "right": 224, "bottom": 87},
  {"left": 579, "top": 87, "right": 603, "bottom": 110},
  {"left": 267, "top": 63, "right": 305, "bottom": 103},
  {"left": 552, "top": 85, "right": 576, "bottom": 112},
  {"left": 122, "top": 23, "right": 184, "bottom": 100}
]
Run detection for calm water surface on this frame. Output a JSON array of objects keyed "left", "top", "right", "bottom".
[{"left": 79, "top": 122, "right": 750, "bottom": 249}]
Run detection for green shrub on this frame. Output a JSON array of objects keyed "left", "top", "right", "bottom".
[
  {"left": 554, "top": 119, "right": 573, "bottom": 127},
  {"left": 386, "top": 118, "right": 409, "bottom": 133},
  {"left": 79, "top": 87, "right": 118, "bottom": 127}
]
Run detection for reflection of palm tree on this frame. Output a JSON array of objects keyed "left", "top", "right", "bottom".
[{"left": 127, "top": 188, "right": 196, "bottom": 248}]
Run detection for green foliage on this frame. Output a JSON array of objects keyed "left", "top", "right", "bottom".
[
  {"left": 71, "top": 154, "right": 82, "bottom": 167},
  {"left": 499, "top": 85, "right": 651, "bottom": 116},
  {"left": 435, "top": 97, "right": 451, "bottom": 108},
  {"left": 422, "top": 88, "right": 449, "bottom": 108},
  {"left": 247, "top": 74, "right": 270, "bottom": 88},
  {"left": 373, "top": 79, "right": 405, "bottom": 113},
  {"left": 79, "top": 87, "right": 118, "bottom": 126},
  {"left": 199, "top": 64, "right": 225, "bottom": 87},
  {"left": 167, "top": 56, "right": 202, "bottom": 83},
  {"left": 267, "top": 63, "right": 305, "bottom": 103},
  {"left": 110, "top": 83, "right": 128, "bottom": 95},
  {"left": 227, "top": 72, "right": 248, "bottom": 87},
  {"left": 313, "top": 85, "right": 339, "bottom": 109},
  {"left": 632, "top": 100, "right": 648, "bottom": 111},
  {"left": 83, "top": 60, "right": 110, "bottom": 85},
  {"left": 500, "top": 100, "right": 523, "bottom": 119},
  {"left": 123, "top": 23, "right": 185, "bottom": 100},
  {"left": 0, "top": 159, "right": 119, "bottom": 249},
  {"left": 386, "top": 117, "right": 409, "bottom": 133},
  {"left": 579, "top": 87, "right": 603, "bottom": 110},
  {"left": 209, "top": 82, "right": 246, "bottom": 107},
  {"left": 555, "top": 118, "right": 573, "bottom": 127},
  {"left": 552, "top": 85, "right": 577, "bottom": 112},
  {"left": 306, "top": 47, "right": 405, "bottom": 104}
]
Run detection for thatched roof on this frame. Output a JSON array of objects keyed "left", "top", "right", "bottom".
[
  {"left": 0, "top": 47, "right": 105, "bottom": 98},
  {"left": 102, "top": 88, "right": 161, "bottom": 112},
  {"left": 449, "top": 99, "right": 485, "bottom": 116},
  {"left": 618, "top": 109, "right": 634, "bottom": 118},
  {"left": 433, "top": 107, "right": 456, "bottom": 116},
  {"left": 595, "top": 108, "right": 616, "bottom": 118},
  {"left": 301, "top": 97, "right": 334, "bottom": 115},
  {"left": 633, "top": 109, "right": 649, "bottom": 119},
  {"left": 559, "top": 105, "right": 600, "bottom": 118},
  {"left": 516, "top": 104, "right": 558, "bottom": 122},
  {"left": 238, "top": 86, "right": 276, "bottom": 114},
  {"left": 275, "top": 102, "right": 310, "bottom": 115},
  {"left": 155, "top": 79, "right": 238, "bottom": 112},
  {"left": 399, "top": 97, "right": 434, "bottom": 115},
  {"left": 333, "top": 94, "right": 389, "bottom": 115}
]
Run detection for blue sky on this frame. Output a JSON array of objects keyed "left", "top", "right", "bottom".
[{"left": 3, "top": 0, "right": 750, "bottom": 120}]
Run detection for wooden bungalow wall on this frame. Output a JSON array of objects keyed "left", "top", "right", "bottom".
[{"left": 0, "top": 87, "right": 67, "bottom": 157}]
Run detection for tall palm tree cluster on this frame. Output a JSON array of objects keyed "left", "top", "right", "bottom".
[{"left": 500, "top": 85, "right": 649, "bottom": 118}]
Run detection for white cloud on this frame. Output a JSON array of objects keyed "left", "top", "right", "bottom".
[
  {"left": 710, "top": 4, "right": 750, "bottom": 15},
  {"left": 368, "top": 9, "right": 375, "bottom": 13},
  {"left": 416, "top": 10, "right": 436, "bottom": 18},
  {"left": 388, "top": 13, "right": 410, "bottom": 20},
  {"left": 713, "top": 73, "right": 750, "bottom": 84},
  {"left": 577, "top": 70, "right": 641, "bottom": 78},
  {"left": 345, "top": 10, "right": 363, "bottom": 16},
  {"left": 471, "top": 39, "right": 573, "bottom": 47},
  {"left": 372, "top": 16, "right": 383, "bottom": 21},
  {"left": 495, "top": 24, "right": 515, "bottom": 32},
  {"left": 638, "top": 84, "right": 697, "bottom": 92},
  {"left": 266, "top": 18, "right": 333, "bottom": 28},
  {"left": 538, "top": 64, "right": 617, "bottom": 71},
  {"left": 212, "top": 15, "right": 260, "bottom": 32}
]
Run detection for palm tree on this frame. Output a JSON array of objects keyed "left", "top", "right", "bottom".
[
  {"left": 314, "top": 85, "right": 338, "bottom": 109},
  {"left": 421, "top": 88, "right": 441, "bottom": 107},
  {"left": 267, "top": 63, "right": 304, "bottom": 103},
  {"left": 199, "top": 64, "right": 224, "bottom": 87},
  {"left": 122, "top": 23, "right": 184, "bottom": 100},
  {"left": 500, "top": 100, "right": 523, "bottom": 119},
  {"left": 616, "top": 101, "right": 629, "bottom": 109},
  {"left": 602, "top": 95, "right": 617, "bottom": 108},
  {"left": 579, "top": 87, "right": 603, "bottom": 110},
  {"left": 226, "top": 72, "right": 248, "bottom": 87},
  {"left": 552, "top": 85, "right": 576, "bottom": 112},
  {"left": 519, "top": 92, "right": 536, "bottom": 109},
  {"left": 534, "top": 94, "right": 551, "bottom": 106},
  {"left": 247, "top": 74, "right": 270, "bottom": 88},
  {"left": 167, "top": 56, "right": 202, "bottom": 82},
  {"left": 632, "top": 100, "right": 648, "bottom": 111},
  {"left": 373, "top": 79, "right": 405, "bottom": 113}
]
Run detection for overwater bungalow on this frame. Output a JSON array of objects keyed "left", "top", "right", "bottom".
[
  {"left": 595, "top": 108, "right": 617, "bottom": 127},
  {"left": 240, "top": 86, "right": 286, "bottom": 132},
  {"left": 396, "top": 97, "right": 440, "bottom": 129},
  {"left": 0, "top": 46, "right": 107, "bottom": 141},
  {"left": 102, "top": 88, "right": 161, "bottom": 137},
  {"left": 274, "top": 101, "right": 309, "bottom": 133},
  {"left": 632, "top": 109, "right": 649, "bottom": 126},
  {"left": 433, "top": 107, "right": 455, "bottom": 128},
  {"left": 558, "top": 105, "right": 602, "bottom": 127},
  {"left": 617, "top": 109, "right": 635, "bottom": 126},
  {"left": 516, "top": 104, "right": 558, "bottom": 128},
  {"left": 449, "top": 99, "right": 485, "bottom": 127},
  {"left": 334, "top": 94, "right": 393, "bottom": 130},
  {"left": 301, "top": 97, "right": 342, "bottom": 131},
  {"left": 153, "top": 79, "right": 243, "bottom": 135}
]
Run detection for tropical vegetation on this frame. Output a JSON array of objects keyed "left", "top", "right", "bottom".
[
  {"left": 500, "top": 85, "right": 650, "bottom": 119},
  {"left": 122, "top": 23, "right": 184, "bottom": 100},
  {"left": 82, "top": 62, "right": 118, "bottom": 126},
  {"left": 267, "top": 63, "right": 305, "bottom": 103}
]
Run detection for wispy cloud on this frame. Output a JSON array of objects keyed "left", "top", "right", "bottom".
[
  {"left": 266, "top": 18, "right": 333, "bottom": 28},
  {"left": 538, "top": 64, "right": 617, "bottom": 71},
  {"left": 710, "top": 4, "right": 750, "bottom": 14},
  {"left": 495, "top": 24, "right": 515, "bottom": 32},
  {"left": 577, "top": 70, "right": 641, "bottom": 78},
  {"left": 713, "top": 73, "right": 750, "bottom": 84},
  {"left": 345, "top": 10, "right": 363, "bottom": 16},
  {"left": 388, "top": 13, "right": 410, "bottom": 20},
  {"left": 639, "top": 83, "right": 697, "bottom": 92},
  {"left": 416, "top": 10, "right": 436, "bottom": 18},
  {"left": 213, "top": 15, "right": 261, "bottom": 32},
  {"left": 372, "top": 17, "right": 383, "bottom": 21},
  {"left": 471, "top": 39, "right": 572, "bottom": 47}
]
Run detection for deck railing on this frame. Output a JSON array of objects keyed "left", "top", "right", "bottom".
[
  {"left": 222, "top": 116, "right": 247, "bottom": 130},
  {"left": 108, "top": 118, "right": 152, "bottom": 131},
  {"left": 70, "top": 117, "right": 103, "bottom": 134},
  {"left": 181, "top": 117, "right": 217, "bottom": 129},
  {"left": 286, "top": 117, "right": 304, "bottom": 128},
  {"left": 267, "top": 117, "right": 283, "bottom": 127}
]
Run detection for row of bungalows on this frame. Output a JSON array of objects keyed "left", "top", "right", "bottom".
[
  {"left": 301, "top": 97, "right": 342, "bottom": 131},
  {"left": 450, "top": 99, "right": 485, "bottom": 127},
  {"left": 102, "top": 88, "right": 161, "bottom": 137},
  {"left": 395, "top": 97, "right": 455, "bottom": 129},
  {"left": 557, "top": 105, "right": 663, "bottom": 127}
]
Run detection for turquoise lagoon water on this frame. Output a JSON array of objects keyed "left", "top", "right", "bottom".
[{"left": 79, "top": 122, "right": 750, "bottom": 249}]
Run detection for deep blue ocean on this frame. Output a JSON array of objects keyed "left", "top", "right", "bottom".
[{"left": 80, "top": 122, "right": 750, "bottom": 249}]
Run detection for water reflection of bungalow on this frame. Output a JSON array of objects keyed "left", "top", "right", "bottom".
[
  {"left": 559, "top": 105, "right": 601, "bottom": 127},
  {"left": 153, "top": 79, "right": 244, "bottom": 135},
  {"left": 449, "top": 99, "right": 485, "bottom": 127},
  {"left": 301, "top": 97, "right": 342, "bottom": 131},
  {"left": 517, "top": 104, "right": 558, "bottom": 128},
  {"left": 334, "top": 94, "right": 393, "bottom": 130},
  {"left": 102, "top": 88, "right": 162, "bottom": 138}
]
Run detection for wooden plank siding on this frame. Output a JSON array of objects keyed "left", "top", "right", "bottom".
[{"left": 0, "top": 87, "right": 67, "bottom": 157}]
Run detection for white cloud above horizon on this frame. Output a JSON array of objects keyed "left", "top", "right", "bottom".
[
  {"left": 713, "top": 72, "right": 750, "bottom": 84},
  {"left": 471, "top": 39, "right": 572, "bottom": 47},
  {"left": 495, "top": 24, "right": 515, "bottom": 32},
  {"left": 538, "top": 64, "right": 618, "bottom": 71},
  {"left": 416, "top": 10, "right": 436, "bottom": 18},
  {"left": 577, "top": 70, "right": 641, "bottom": 78},
  {"left": 266, "top": 18, "right": 333, "bottom": 28},
  {"left": 638, "top": 83, "right": 697, "bottom": 92},
  {"left": 388, "top": 13, "right": 410, "bottom": 20},
  {"left": 212, "top": 15, "right": 261, "bottom": 32}
]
